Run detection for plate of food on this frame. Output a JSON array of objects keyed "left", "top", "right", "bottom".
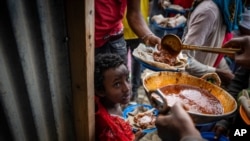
[
  {"left": 123, "top": 104, "right": 158, "bottom": 133},
  {"left": 132, "top": 43, "right": 188, "bottom": 71}
]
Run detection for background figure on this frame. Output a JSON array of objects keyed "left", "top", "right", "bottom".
[
  {"left": 172, "top": 0, "right": 194, "bottom": 9},
  {"left": 219, "top": 11, "right": 250, "bottom": 138},
  {"left": 149, "top": 0, "right": 193, "bottom": 38},
  {"left": 149, "top": 0, "right": 168, "bottom": 38},
  {"left": 122, "top": 0, "right": 149, "bottom": 103},
  {"left": 95, "top": 0, "right": 161, "bottom": 65},
  {"left": 182, "top": 0, "right": 244, "bottom": 87}
]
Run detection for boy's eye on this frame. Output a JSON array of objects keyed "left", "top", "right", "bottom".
[
  {"left": 126, "top": 76, "right": 130, "bottom": 82},
  {"left": 114, "top": 82, "right": 121, "bottom": 87}
]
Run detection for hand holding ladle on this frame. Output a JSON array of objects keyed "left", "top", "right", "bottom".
[{"left": 160, "top": 34, "right": 241, "bottom": 58}]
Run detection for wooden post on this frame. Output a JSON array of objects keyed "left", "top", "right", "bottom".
[{"left": 65, "top": 0, "right": 95, "bottom": 140}]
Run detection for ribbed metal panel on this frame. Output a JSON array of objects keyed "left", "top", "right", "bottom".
[{"left": 0, "top": 0, "right": 74, "bottom": 140}]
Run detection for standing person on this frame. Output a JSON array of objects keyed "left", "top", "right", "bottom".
[
  {"left": 94, "top": 53, "right": 144, "bottom": 141},
  {"left": 122, "top": 0, "right": 150, "bottom": 103},
  {"left": 149, "top": 0, "right": 168, "bottom": 38},
  {"left": 95, "top": 0, "right": 161, "bottom": 64},
  {"left": 182, "top": 0, "right": 244, "bottom": 87},
  {"left": 172, "top": 0, "right": 194, "bottom": 9},
  {"left": 214, "top": 37, "right": 250, "bottom": 141},
  {"left": 208, "top": 6, "right": 250, "bottom": 137}
]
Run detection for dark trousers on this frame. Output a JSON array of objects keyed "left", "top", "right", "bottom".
[
  {"left": 126, "top": 38, "right": 143, "bottom": 100},
  {"left": 95, "top": 36, "right": 128, "bottom": 64}
]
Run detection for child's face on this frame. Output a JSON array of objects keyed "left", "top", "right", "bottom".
[{"left": 102, "top": 64, "right": 131, "bottom": 105}]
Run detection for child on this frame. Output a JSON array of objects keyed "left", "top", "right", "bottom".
[{"left": 94, "top": 53, "right": 143, "bottom": 141}]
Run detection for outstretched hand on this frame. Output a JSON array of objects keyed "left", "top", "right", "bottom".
[
  {"left": 155, "top": 102, "right": 202, "bottom": 141},
  {"left": 223, "top": 36, "right": 250, "bottom": 69}
]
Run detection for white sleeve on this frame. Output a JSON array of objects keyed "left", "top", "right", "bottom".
[{"left": 185, "top": 57, "right": 216, "bottom": 77}]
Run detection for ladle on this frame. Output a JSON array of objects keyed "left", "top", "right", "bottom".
[{"left": 161, "top": 34, "right": 241, "bottom": 57}]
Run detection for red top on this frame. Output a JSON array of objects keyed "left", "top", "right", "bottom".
[
  {"left": 172, "top": 0, "right": 194, "bottom": 9},
  {"left": 95, "top": 96, "right": 134, "bottom": 141},
  {"left": 95, "top": 0, "right": 127, "bottom": 48},
  {"left": 213, "top": 32, "right": 233, "bottom": 67}
]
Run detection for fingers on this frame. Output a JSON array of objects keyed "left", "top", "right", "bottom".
[
  {"left": 223, "top": 37, "right": 244, "bottom": 48},
  {"left": 134, "top": 129, "right": 146, "bottom": 140},
  {"left": 155, "top": 114, "right": 170, "bottom": 127},
  {"left": 213, "top": 126, "right": 226, "bottom": 140},
  {"left": 171, "top": 102, "right": 189, "bottom": 116}
]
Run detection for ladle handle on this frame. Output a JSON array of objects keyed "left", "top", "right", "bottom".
[{"left": 182, "top": 44, "right": 241, "bottom": 55}]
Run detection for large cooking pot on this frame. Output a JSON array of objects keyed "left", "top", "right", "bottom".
[{"left": 143, "top": 71, "right": 237, "bottom": 124}]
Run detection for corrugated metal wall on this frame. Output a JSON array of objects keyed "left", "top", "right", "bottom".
[{"left": 0, "top": 0, "right": 75, "bottom": 140}]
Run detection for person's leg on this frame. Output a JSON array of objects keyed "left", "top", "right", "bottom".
[{"left": 126, "top": 39, "right": 142, "bottom": 102}]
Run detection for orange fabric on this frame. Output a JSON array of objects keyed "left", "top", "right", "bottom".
[{"left": 95, "top": 96, "right": 134, "bottom": 141}]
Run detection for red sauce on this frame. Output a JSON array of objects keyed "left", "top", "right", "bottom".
[
  {"left": 160, "top": 84, "right": 223, "bottom": 115},
  {"left": 153, "top": 49, "right": 177, "bottom": 65}
]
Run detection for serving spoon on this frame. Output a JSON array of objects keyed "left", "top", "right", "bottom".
[
  {"left": 161, "top": 34, "right": 241, "bottom": 58},
  {"left": 149, "top": 89, "right": 170, "bottom": 114}
]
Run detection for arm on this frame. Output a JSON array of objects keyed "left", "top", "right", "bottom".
[{"left": 127, "top": 0, "right": 161, "bottom": 46}]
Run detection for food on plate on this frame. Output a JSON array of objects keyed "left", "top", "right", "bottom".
[
  {"left": 126, "top": 106, "right": 156, "bottom": 130},
  {"left": 151, "top": 14, "right": 186, "bottom": 28},
  {"left": 156, "top": 84, "right": 224, "bottom": 115},
  {"left": 153, "top": 48, "right": 177, "bottom": 66},
  {"left": 132, "top": 43, "right": 188, "bottom": 71},
  {"left": 133, "top": 111, "right": 156, "bottom": 129}
]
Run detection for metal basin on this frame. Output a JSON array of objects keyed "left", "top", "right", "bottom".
[{"left": 143, "top": 71, "right": 237, "bottom": 124}]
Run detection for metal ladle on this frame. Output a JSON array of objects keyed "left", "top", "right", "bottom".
[{"left": 161, "top": 34, "right": 241, "bottom": 58}]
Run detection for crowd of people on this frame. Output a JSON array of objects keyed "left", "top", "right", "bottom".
[{"left": 93, "top": 0, "right": 250, "bottom": 140}]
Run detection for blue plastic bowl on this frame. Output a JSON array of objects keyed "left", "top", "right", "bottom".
[
  {"left": 195, "top": 122, "right": 216, "bottom": 132},
  {"left": 152, "top": 21, "right": 185, "bottom": 35},
  {"left": 133, "top": 56, "right": 180, "bottom": 72},
  {"left": 123, "top": 104, "right": 158, "bottom": 133},
  {"left": 201, "top": 132, "right": 229, "bottom": 141}
]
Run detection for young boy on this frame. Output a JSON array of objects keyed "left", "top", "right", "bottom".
[{"left": 94, "top": 53, "right": 143, "bottom": 141}]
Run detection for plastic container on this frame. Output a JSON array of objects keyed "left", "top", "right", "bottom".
[
  {"left": 152, "top": 21, "right": 185, "bottom": 37},
  {"left": 201, "top": 132, "right": 229, "bottom": 141},
  {"left": 195, "top": 122, "right": 216, "bottom": 132},
  {"left": 123, "top": 104, "right": 158, "bottom": 133}
]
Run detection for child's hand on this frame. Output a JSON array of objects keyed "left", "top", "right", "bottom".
[
  {"left": 134, "top": 129, "right": 145, "bottom": 141},
  {"left": 212, "top": 119, "right": 229, "bottom": 139}
]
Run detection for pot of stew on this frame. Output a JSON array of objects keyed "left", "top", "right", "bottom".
[{"left": 143, "top": 71, "right": 237, "bottom": 124}]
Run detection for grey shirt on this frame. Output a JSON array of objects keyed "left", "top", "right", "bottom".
[{"left": 182, "top": 0, "right": 231, "bottom": 76}]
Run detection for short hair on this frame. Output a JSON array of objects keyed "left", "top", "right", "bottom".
[{"left": 94, "top": 53, "right": 125, "bottom": 91}]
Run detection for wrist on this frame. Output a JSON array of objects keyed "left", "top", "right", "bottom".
[{"left": 141, "top": 33, "right": 154, "bottom": 44}]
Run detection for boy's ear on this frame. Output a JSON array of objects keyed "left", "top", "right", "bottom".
[{"left": 95, "top": 90, "right": 105, "bottom": 97}]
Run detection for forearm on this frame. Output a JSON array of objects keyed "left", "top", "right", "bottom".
[
  {"left": 127, "top": 0, "right": 153, "bottom": 39},
  {"left": 185, "top": 57, "right": 216, "bottom": 77}
]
